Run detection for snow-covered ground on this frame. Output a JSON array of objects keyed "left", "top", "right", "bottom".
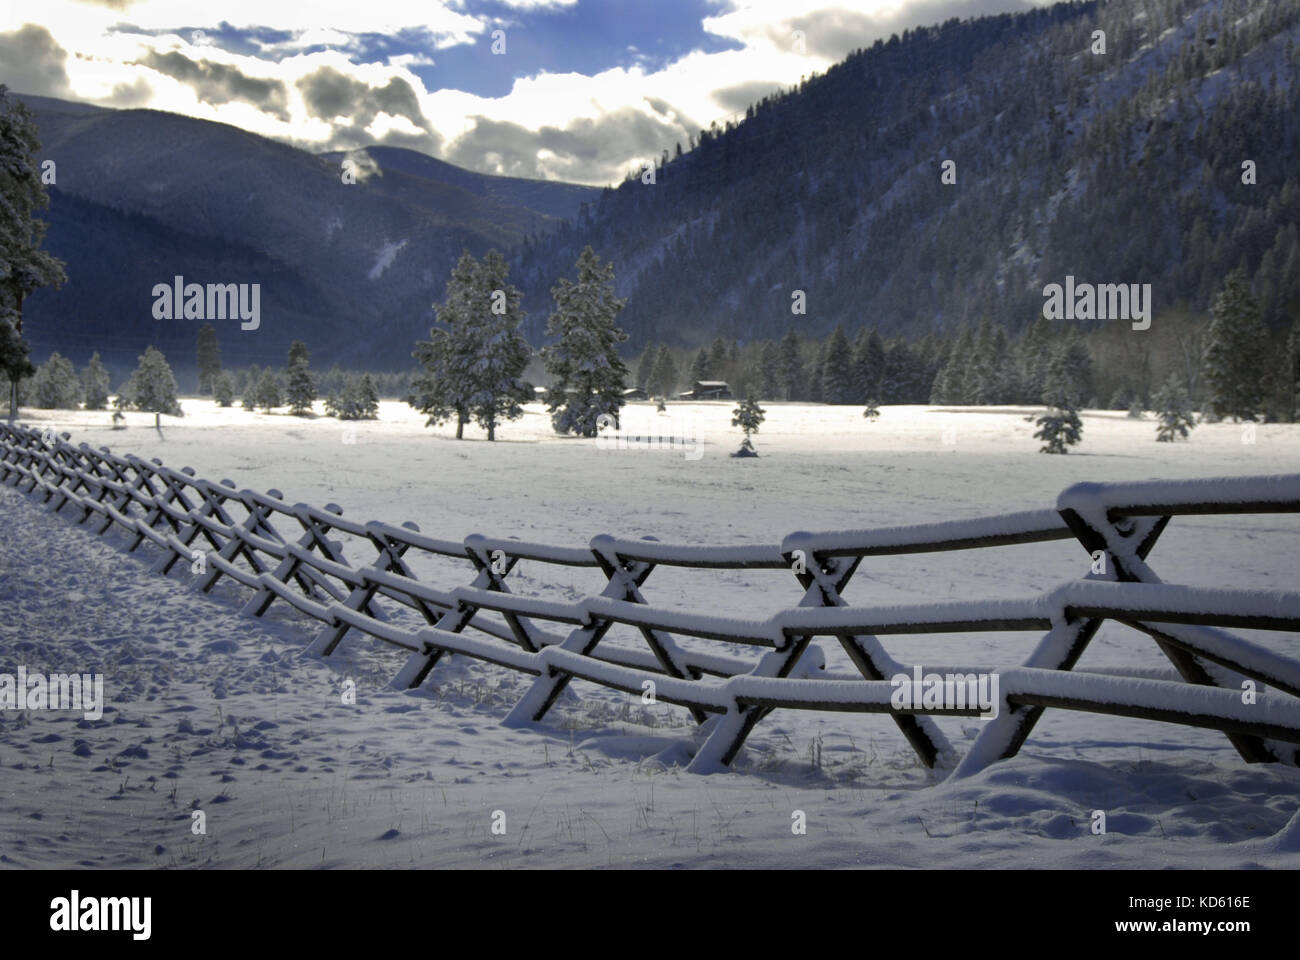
[{"left": 2, "top": 399, "right": 1299, "bottom": 868}]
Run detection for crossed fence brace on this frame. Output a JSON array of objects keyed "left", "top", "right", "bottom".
[{"left": 3, "top": 421, "right": 1299, "bottom": 776}]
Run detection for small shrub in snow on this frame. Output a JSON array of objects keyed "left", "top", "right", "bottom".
[
  {"left": 731, "top": 390, "right": 765, "bottom": 457},
  {"left": 1153, "top": 374, "right": 1196, "bottom": 442},
  {"left": 1033, "top": 391, "right": 1082, "bottom": 454}
]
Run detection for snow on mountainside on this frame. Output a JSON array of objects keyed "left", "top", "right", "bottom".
[{"left": 17, "top": 95, "right": 600, "bottom": 374}]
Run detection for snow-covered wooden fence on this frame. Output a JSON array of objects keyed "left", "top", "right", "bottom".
[{"left": 4, "top": 422, "right": 1300, "bottom": 776}]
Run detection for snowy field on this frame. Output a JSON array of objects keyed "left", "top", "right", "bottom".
[{"left": 2, "top": 399, "right": 1299, "bottom": 868}]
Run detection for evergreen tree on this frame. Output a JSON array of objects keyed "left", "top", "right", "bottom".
[
  {"left": 356, "top": 374, "right": 380, "bottom": 419},
  {"left": 1058, "top": 331, "right": 1095, "bottom": 407},
  {"left": 328, "top": 374, "right": 380, "bottom": 420},
  {"left": 252, "top": 368, "right": 282, "bottom": 412},
  {"left": 0, "top": 319, "right": 34, "bottom": 418},
  {"left": 689, "top": 347, "right": 711, "bottom": 386},
  {"left": 1203, "top": 268, "right": 1269, "bottom": 421},
  {"left": 1016, "top": 317, "right": 1052, "bottom": 404},
  {"left": 30, "top": 351, "right": 81, "bottom": 408},
  {"left": 778, "top": 328, "right": 801, "bottom": 400},
  {"left": 0, "top": 86, "right": 66, "bottom": 350},
  {"left": 469, "top": 249, "right": 531, "bottom": 440},
  {"left": 542, "top": 246, "right": 629, "bottom": 437},
  {"left": 935, "top": 325, "right": 974, "bottom": 404},
  {"left": 708, "top": 336, "right": 728, "bottom": 380},
  {"left": 756, "top": 341, "right": 781, "bottom": 399},
  {"left": 285, "top": 339, "right": 316, "bottom": 416},
  {"left": 242, "top": 365, "right": 261, "bottom": 410},
  {"left": 730, "top": 390, "right": 765, "bottom": 457},
  {"left": 853, "top": 329, "right": 885, "bottom": 404},
  {"left": 410, "top": 249, "right": 480, "bottom": 438},
  {"left": 635, "top": 344, "right": 657, "bottom": 391},
  {"left": 196, "top": 323, "right": 221, "bottom": 394},
  {"left": 1153, "top": 374, "right": 1196, "bottom": 441},
  {"left": 1033, "top": 388, "right": 1083, "bottom": 454},
  {"left": 649, "top": 345, "right": 678, "bottom": 398},
  {"left": 213, "top": 371, "right": 235, "bottom": 407},
  {"left": 123, "top": 346, "right": 182, "bottom": 424},
  {"left": 81, "top": 352, "right": 110, "bottom": 410},
  {"left": 820, "top": 325, "right": 853, "bottom": 404}
]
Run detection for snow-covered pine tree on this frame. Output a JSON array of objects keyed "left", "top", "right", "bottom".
[
  {"left": 196, "top": 323, "right": 221, "bottom": 394},
  {"left": 242, "top": 365, "right": 261, "bottom": 410},
  {"left": 730, "top": 390, "right": 765, "bottom": 457},
  {"left": 31, "top": 351, "right": 81, "bottom": 408},
  {"left": 357, "top": 374, "right": 380, "bottom": 419},
  {"left": 0, "top": 87, "right": 66, "bottom": 361},
  {"left": 285, "top": 339, "right": 316, "bottom": 416},
  {"left": 468, "top": 249, "right": 531, "bottom": 441},
  {"left": 0, "top": 319, "right": 34, "bottom": 419},
  {"left": 1153, "top": 373, "right": 1196, "bottom": 441},
  {"left": 649, "top": 344, "right": 678, "bottom": 399},
  {"left": 1033, "top": 388, "right": 1083, "bottom": 454},
  {"left": 213, "top": 371, "right": 235, "bottom": 407},
  {"left": 542, "top": 246, "right": 629, "bottom": 437},
  {"left": 253, "top": 367, "right": 281, "bottom": 412},
  {"left": 1204, "top": 268, "right": 1269, "bottom": 421},
  {"left": 81, "top": 352, "right": 110, "bottom": 410},
  {"left": 410, "top": 249, "right": 486, "bottom": 438},
  {"left": 820, "top": 325, "right": 853, "bottom": 404},
  {"left": 331, "top": 373, "right": 380, "bottom": 420},
  {"left": 124, "top": 346, "right": 182, "bottom": 426}
]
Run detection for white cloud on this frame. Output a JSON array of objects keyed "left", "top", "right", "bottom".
[{"left": 8, "top": 0, "right": 1049, "bottom": 185}]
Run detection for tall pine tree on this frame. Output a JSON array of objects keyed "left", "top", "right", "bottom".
[
  {"left": 1204, "top": 268, "right": 1269, "bottom": 421},
  {"left": 542, "top": 246, "right": 629, "bottom": 436}
]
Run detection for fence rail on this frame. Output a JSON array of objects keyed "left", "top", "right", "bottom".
[{"left": 3, "top": 421, "right": 1299, "bottom": 776}]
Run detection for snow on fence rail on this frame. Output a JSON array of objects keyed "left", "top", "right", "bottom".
[{"left": 3, "top": 422, "right": 1300, "bottom": 776}]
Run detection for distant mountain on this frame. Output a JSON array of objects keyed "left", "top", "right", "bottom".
[
  {"left": 19, "top": 95, "right": 600, "bottom": 377},
  {"left": 512, "top": 0, "right": 1300, "bottom": 349}
]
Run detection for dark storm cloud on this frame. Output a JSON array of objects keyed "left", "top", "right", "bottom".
[
  {"left": 776, "top": 0, "right": 1038, "bottom": 60},
  {"left": 296, "top": 66, "right": 431, "bottom": 132},
  {"left": 135, "top": 49, "right": 290, "bottom": 120},
  {"left": 0, "top": 24, "right": 73, "bottom": 98},
  {"left": 444, "top": 106, "right": 691, "bottom": 185}
]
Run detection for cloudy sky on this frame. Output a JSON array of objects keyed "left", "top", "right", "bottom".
[{"left": 1, "top": 0, "right": 1045, "bottom": 186}]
